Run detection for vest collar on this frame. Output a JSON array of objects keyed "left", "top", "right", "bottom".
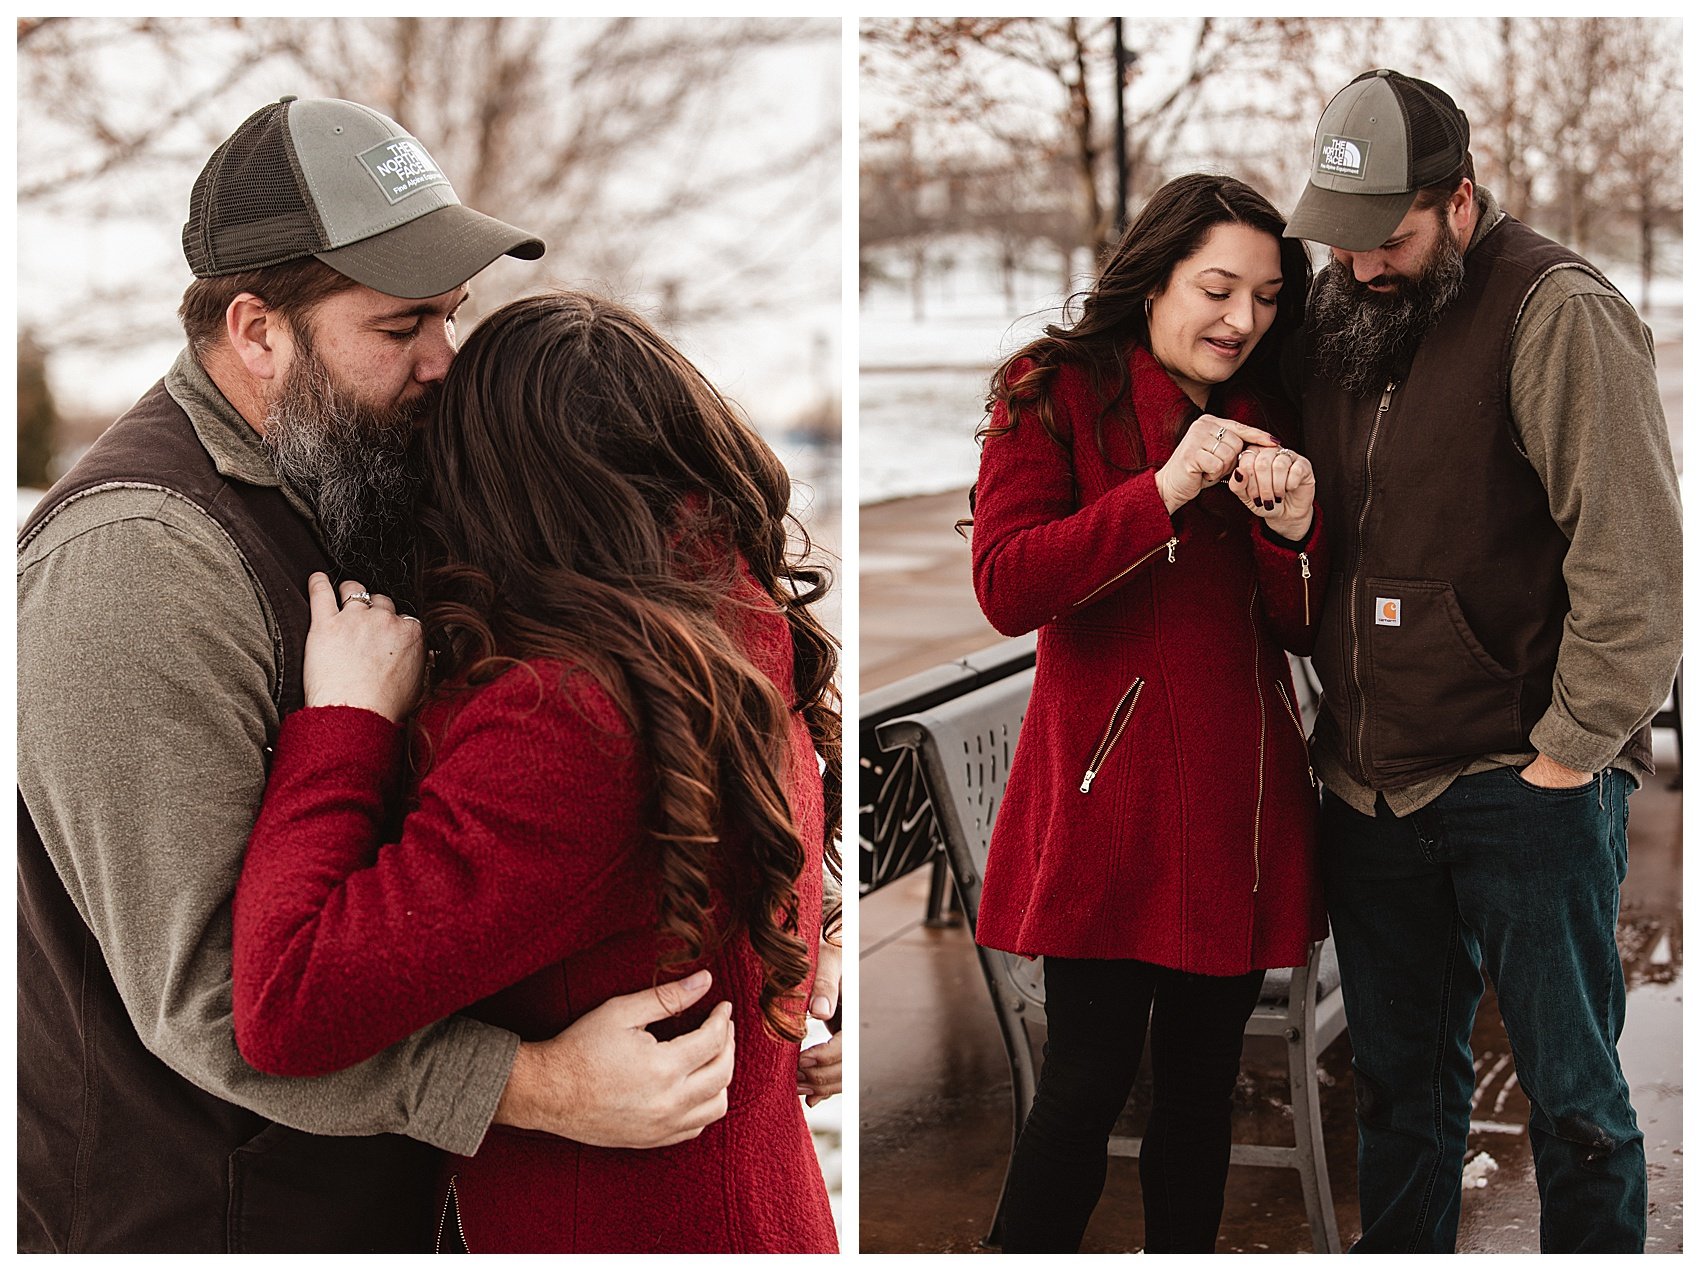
[{"left": 1464, "top": 185, "right": 1506, "bottom": 258}]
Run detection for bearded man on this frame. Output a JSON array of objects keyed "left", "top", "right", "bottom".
[
  {"left": 18, "top": 97, "right": 742, "bottom": 1253},
  {"left": 1282, "top": 70, "right": 1679, "bottom": 1253}
]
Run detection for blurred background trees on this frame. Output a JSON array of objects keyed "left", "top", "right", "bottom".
[
  {"left": 17, "top": 16, "right": 840, "bottom": 494},
  {"left": 860, "top": 17, "right": 1682, "bottom": 318}
]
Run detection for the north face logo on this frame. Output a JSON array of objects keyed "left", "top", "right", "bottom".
[
  {"left": 357, "top": 138, "right": 450, "bottom": 204},
  {"left": 1318, "top": 134, "right": 1369, "bottom": 179}
]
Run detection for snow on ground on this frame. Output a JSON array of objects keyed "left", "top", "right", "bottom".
[
  {"left": 860, "top": 259, "right": 1684, "bottom": 504},
  {"left": 1462, "top": 1151, "right": 1501, "bottom": 1190},
  {"left": 860, "top": 268, "right": 1075, "bottom": 505}
]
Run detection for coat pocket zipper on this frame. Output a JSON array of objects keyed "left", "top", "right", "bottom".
[
  {"left": 1298, "top": 552, "right": 1312, "bottom": 627},
  {"left": 1275, "top": 680, "right": 1315, "bottom": 788},
  {"left": 435, "top": 1174, "right": 470, "bottom": 1253},
  {"left": 1080, "top": 677, "right": 1145, "bottom": 793}
]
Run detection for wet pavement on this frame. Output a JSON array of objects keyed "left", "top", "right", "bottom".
[{"left": 859, "top": 486, "right": 1683, "bottom": 1254}]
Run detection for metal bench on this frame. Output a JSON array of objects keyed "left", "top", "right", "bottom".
[
  {"left": 860, "top": 633, "right": 1037, "bottom": 913},
  {"left": 877, "top": 662, "right": 1346, "bottom": 1254}
]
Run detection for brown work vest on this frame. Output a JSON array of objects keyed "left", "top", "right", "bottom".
[
  {"left": 1300, "top": 214, "right": 1653, "bottom": 787},
  {"left": 17, "top": 379, "right": 436, "bottom": 1252}
]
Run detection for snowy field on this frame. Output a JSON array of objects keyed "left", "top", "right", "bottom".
[
  {"left": 859, "top": 260, "right": 1683, "bottom": 506},
  {"left": 860, "top": 265, "right": 1078, "bottom": 505}
]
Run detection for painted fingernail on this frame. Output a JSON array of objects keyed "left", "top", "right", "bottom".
[
  {"left": 1232, "top": 471, "right": 1243, "bottom": 482},
  {"left": 1274, "top": 496, "right": 1283, "bottom": 504}
]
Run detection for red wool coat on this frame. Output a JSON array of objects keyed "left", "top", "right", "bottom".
[
  {"left": 231, "top": 572, "right": 836, "bottom": 1254},
  {"left": 971, "top": 346, "right": 1329, "bottom": 974}
]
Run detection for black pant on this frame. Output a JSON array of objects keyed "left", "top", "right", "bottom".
[{"left": 1000, "top": 957, "right": 1265, "bottom": 1253}]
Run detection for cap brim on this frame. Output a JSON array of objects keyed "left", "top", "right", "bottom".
[
  {"left": 315, "top": 204, "right": 545, "bottom": 299},
  {"left": 1284, "top": 182, "right": 1418, "bottom": 252}
]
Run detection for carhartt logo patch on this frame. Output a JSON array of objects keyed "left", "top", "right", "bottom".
[
  {"left": 357, "top": 138, "right": 449, "bottom": 204},
  {"left": 1375, "top": 597, "right": 1401, "bottom": 627},
  {"left": 1318, "top": 134, "right": 1370, "bottom": 180}
]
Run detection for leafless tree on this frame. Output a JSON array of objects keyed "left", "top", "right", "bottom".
[
  {"left": 862, "top": 16, "right": 1680, "bottom": 323},
  {"left": 18, "top": 17, "right": 838, "bottom": 355},
  {"left": 1427, "top": 17, "right": 1681, "bottom": 301},
  {"left": 863, "top": 18, "right": 1332, "bottom": 261}
]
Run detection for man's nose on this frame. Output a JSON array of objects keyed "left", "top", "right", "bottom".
[
  {"left": 414, "top": 320, "right": 457, "bottom": 384},
  {"left": 1347, "top": 251, "right": 1384, "bottom": 285}
]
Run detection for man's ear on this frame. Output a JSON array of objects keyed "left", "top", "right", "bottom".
[
  {"left": 225, "top": 293, "right": 287, "bottom": 382},
  {"left": 1448, "top": 178, "right": 1475, "bottom": 235}
]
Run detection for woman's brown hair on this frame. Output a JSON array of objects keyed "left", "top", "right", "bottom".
[
  {"left": 983, "top": 173, "right": 1312, "bottom": 468},
  {"left": 415, "top": 291, "right": 841, "bottom": 1042}
]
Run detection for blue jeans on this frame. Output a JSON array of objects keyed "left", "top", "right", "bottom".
[{"left": 1321, "top": 767, "right": 1645, "bottom": 1253}]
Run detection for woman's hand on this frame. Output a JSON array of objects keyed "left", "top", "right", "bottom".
[
  {"left": 302, "top": 572, "right": 425, "bottom": 723},
  {"left": 1155, "top": 415, "right": 1279, "bottom": 515},
  {"left": 1231, "top": 445, "right": 1316, "bottom": 542}
]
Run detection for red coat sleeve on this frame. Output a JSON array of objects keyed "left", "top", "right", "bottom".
[
  {"left": 232, "top": 665, "right": 643, "bottom": 1078},
  {"left": 971, "top": 381, "right": 1178, "bottom": 636},
  {"left": 1250, "top": 505, "right": 1328, "bottom": 656}
]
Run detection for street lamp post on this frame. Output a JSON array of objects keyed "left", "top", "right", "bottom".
[{"left": 1113, "top": 18, "right": 1131, "bottom": 235}]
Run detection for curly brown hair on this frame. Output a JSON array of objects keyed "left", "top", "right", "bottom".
[{"left": 414, "top": 291, "right": 840, "bottom": 1042}]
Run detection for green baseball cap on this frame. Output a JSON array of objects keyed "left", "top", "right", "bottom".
[
  {"left": 183, "top": 96, "right": 544, "bottom": 298},
  {"left": 1286, "top": 69, "right": 1470, "bottom": 252}
]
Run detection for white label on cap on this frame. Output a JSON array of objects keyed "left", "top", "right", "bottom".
[
  {"left": 1318, "top": 134, "right": 1371, "bottom": 180},
  {"left": 357, "top": 138, "right": 449, "bottom": 204}
]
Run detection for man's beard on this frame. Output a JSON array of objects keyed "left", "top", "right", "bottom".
[
  {"left": 261, "top": 332, "right": 430, "bottom": 595},
  {"left": 1308, "top": 214, "right": 1467, "bottom": 396}
]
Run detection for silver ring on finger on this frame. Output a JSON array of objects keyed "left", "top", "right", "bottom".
[
  {"left": 399, "top": 614, "right": 421, "bottom": 625},
  {"left": 344, "top": 590, "right": 374, "bottom": 608},
  {"left": 1209, "top": 440, "right": 1222, "bottom": 456},
  {"left": 1212, "top": 424, "right": 1228, "bottom": 442}
]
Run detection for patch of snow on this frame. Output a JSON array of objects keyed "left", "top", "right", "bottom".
[{"left": 1462, "top": 1151, "right": 1500, "bottom": 1189}]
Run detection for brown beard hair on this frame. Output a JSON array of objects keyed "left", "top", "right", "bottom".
[
  {"left": 1306, "top": 207, "right": 1467, "bottom": 396},
  {"left": 260, "top": 318, "right": 429, "bottom": 593},
  {"left": 414, "top": 292, "right": 841, "bottom": 1043}
]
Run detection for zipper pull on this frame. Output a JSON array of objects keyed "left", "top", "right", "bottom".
[
  {"left": 1080, "top": 769, "right": 1097, "bottom": 794},
  {"left": 1299, "top": 552, "right": 1311, "bottom": 579},
  {"left": 1166, "top": 537, "right": 1178, "bottom": 563}
]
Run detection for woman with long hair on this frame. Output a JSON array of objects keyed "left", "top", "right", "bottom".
[
  {"left": 968, "top": 173, "right": 1327, "bottom": 1252},
  {"left": 229, "top": 292, "right": 840, "bottom": 1253}
]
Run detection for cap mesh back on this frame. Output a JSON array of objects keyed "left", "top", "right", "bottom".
[
  {"left": 183, "top": 101, "right": 327, "bottom": 276},
  {"left": 1393, "top": 77, "right": 1468, "bottom": 186}
]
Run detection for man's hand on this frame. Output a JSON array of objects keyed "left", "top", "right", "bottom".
[
  {"left": 493, "top": 970, "right": 734, "bottom": 1148},
  {"left": 1520, "top": 754, "right": 1594, "bottom": 789},
  {"left": 798, "top": 940, "right": 842, "bottom": 1106}
]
